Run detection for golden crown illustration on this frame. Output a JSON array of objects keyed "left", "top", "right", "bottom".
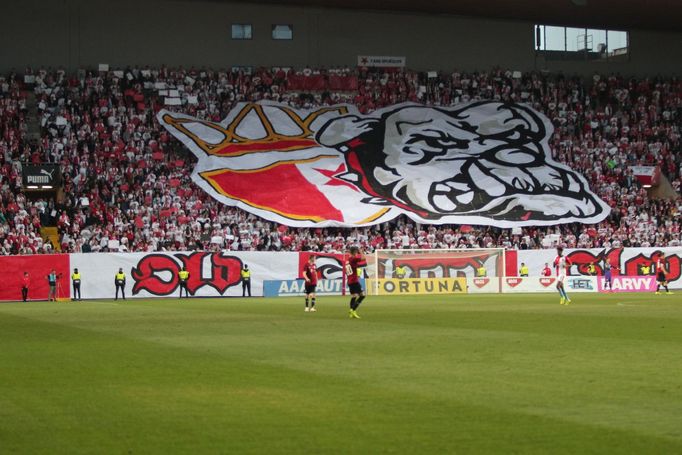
[{"left": 161, "top": 103, "right": 350, "bottom": 156}]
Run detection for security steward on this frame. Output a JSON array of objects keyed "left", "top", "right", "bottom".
[
  {"left": 519, "top": 263, "right": 529, "bottom": 277},
  {"left": 587, "top": 263, "right": 597, "bottom": 276},
  {"left": 178, "top": 266, "right": 190, "bottom": 298},
  {"left": 476, "top": 264, "right": 487, "bottom": 277},
  {"left": 71, "top": 268, "right": 82, "bottom": 301},
  {"left": 241, "top": 264, "right": 251, "bottom": 297},
  {"left": 394, "top": 264, "right": 407, "bottom": 279},
  {"left": 115, "top": 268, "right": 126, "bottom": 300}
]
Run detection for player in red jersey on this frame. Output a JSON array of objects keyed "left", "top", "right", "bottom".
[
  {"left": 302, "top": 255, "right": 318, "bottom": 312},
  {"left": 346, "top": 246, "right": 367, "bottom": 319},
  {"left": 655, "top": 253, "right": 673, "bottom": 295}
]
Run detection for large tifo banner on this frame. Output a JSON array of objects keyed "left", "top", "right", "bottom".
[{"left": 158, "top": 101, "right": 609, "bottom": 228}]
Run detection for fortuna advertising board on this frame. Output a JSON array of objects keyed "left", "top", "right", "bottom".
[{"left": 375, "top": 278, "right": 467, "bottom": 295}]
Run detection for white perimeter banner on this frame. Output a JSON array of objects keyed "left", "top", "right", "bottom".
[
  {"left": 466, "top": 277, "right": 501, "bottom": 293},
  {"left": 502, "top": 276, "right": 559, "bottom": 293},
  {"left": 516, "top": 247, "right": 682, "bottom": 289},
  {"left": 70, "top": 251, "right": 298, "bottom": 299},
  {"left": 501, "top": 276, "right": 597, "bottom": 293}
]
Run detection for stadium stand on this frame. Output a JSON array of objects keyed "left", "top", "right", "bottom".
[{"left": 1, "top": 66, "right": 680, "bottom": 254}]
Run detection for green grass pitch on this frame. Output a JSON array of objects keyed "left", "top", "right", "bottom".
[{"left": 1, "top": 292, "right": 681, "bottom": 454}]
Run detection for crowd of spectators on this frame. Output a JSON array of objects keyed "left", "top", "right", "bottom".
[{"left": 0, "top": 65, "right": 680, "bottom": 255}]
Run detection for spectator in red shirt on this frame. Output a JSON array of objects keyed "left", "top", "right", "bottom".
[{"left": 21, "top": 272, "right": 29, "bottom": 302}]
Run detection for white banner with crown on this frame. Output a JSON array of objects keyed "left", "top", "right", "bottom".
[{"left": 158, "top": 101, "right": 609, "bottom": 228}]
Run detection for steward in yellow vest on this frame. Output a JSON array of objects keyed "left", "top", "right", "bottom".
[
  {"left": 115, "top": 268, "right": 126, "bottom": 300},
  {"left": 519, "top": 263, "right": 529, "bottom": 277},
  {"left": 587, "top": 263, "right": 596, "bottom": 276},
  {"left": 178, "top": 267, "right": 190, "bottom": 298},
  {"left": 71, "top": 268, "right": 82, "bottom": 301},
  {"left": 241, "top": 265, "right": 251, "bottom": 297}
]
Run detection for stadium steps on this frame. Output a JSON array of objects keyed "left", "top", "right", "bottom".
[
  {"left": 40, "top": 226, "right": 61, "bottom": 252},
  {"left": 25, "top": 91, "right": 41, "bottom": 141}
]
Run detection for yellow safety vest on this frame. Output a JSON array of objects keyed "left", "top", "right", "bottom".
[
  {"left": 477, "top": 267, "right": 487, "bottom": 277},
  {"left": 116, "top": 273, "right": 126, "bottom": 281},
  {"left": 179, "top": 270, "right": 189, "bottom": 280},
  {"left": 519, "top": 266, "right": 528, "bottom": 276},
  {"left": 395, "top": 266, "right": 406, "bottom": 277},
  {"left": 72, "top": 273, "right": 81, "bottom": 281},
  {"left": 241, "top": 270, "right": 251, "bottom": 279}
]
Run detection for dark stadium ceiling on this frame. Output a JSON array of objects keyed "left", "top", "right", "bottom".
[{"left": 234, "top": 0, "right": 682, "bottom": 31}]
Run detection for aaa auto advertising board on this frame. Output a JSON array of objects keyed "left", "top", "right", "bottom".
[{"left": 263, "top": 279, "right": 365, "bottom": 297}]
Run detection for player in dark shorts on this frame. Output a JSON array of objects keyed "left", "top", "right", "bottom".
[
  {"left": 303, "top": 255, "right": 318, "bottom": 312},
  {"left": 346, "top": 246, "right": 367, "bottom": 319},
  {"left": 603, "top": 262, "right": 613, "bottom": 292},
  {"left": 655, "top": 254, "right": 672, "bottom": 295}
]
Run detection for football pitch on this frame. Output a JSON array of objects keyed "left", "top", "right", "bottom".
[{"left": 1, "top": 293, "right": 681, "bottom": 454}]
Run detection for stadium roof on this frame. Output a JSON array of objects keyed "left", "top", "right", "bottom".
[{"left": 235, "top": 0, "right": 681, "bottom": 31}]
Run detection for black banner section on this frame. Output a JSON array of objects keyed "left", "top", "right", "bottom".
[{"left": 22, "top": 164, "right": 61, "bottom": 189}]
